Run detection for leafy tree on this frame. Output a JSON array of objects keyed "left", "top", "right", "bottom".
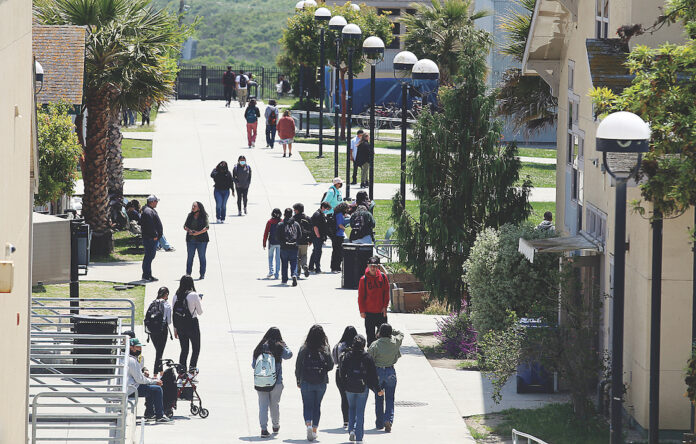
[
  {"left": 35, "top": 102, "right": 82, "bottom": 208},
  {"left": 391, "top": 27, "right": 531, "bottom": 308},
  {"left": 401, "top": 0, "right": 489, "bottom": 85},
  {"left": 495, "top": 0, "right": 557, "bottom": 136}
]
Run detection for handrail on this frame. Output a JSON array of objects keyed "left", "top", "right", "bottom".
[
  {"left": 512, "top": 429, "right": 549, "bottom": 444},
  {"left": 31, "top": 297, "right": 136, "bottom": 332}
]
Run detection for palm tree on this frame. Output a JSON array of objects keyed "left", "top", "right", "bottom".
[
  {"left": 496, "top": 0, "right": 557, "bottom": 137},
  {"left": 401, "top": 0, "right": 489, "bottom": 85},
  {"left": 34, "top": 0, "right": 188, "bottom": 254}
]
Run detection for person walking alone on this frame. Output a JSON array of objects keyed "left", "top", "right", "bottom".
[
  {"left": 292, "top": 203, "right": 313, "bottom": 278},
  {"left": 355, "top": 133, "right": 373, "bottom": 189},
  {"left": 308, "top": 202, "right": 331, "bottom": 274},
  {"left": 211, "top": 161, "right": 234, "bottom": 223},
  {"left": 331, "top": 202, "right": 349, "bottom": 273},
  {"left": 264, "top": 99, "right": 279, "bottom": 149},
  {"left": 338, "top": 334, "right": 383, "bottom": 443},
  {"left": 277, "top": 208, "right": 301, "bottom": 286},
  {"left": 183, "top": 201, "right": 209, "bottom": 280},
  {"left": 276, "top": 110, "right": 296, "bottom": 157},
  {"left": 140, "top": 195, "right": 163, "bottom": 282},
  {"left": 233, "top": 155, "right": 252, "bottom": 216},
  {"left": 350, "top": 129, "right": 363, "bottom": 185},
  {"left": 236, "top": 71, "right": 249, "bottom": 107},
  {"left": 222, "top": 66, "right": 236, "bottom": 107},
  {"left": 368, "top": 323, "right": 403, "bottom": 433},
  {"left": 253, "top": 327, "right": 293, "bottom": 438},
  {"left": 171, "top": 275, "right": 203, "bottom": 372},
  {"left": 358, "top": 256, "right": 390, "bottom": 345},
  {"left": 295, "top": 325, "right": 334, "bottom": 442},
  {"left": 263, "top": 208, "right": 282, "bottom": 279},
  {"left": 245, "top": 99, "right": 261, "bottom": 148},
  {"left": 144, "top": 286, "right": 172, "bottom": 374},
  {"left": 332, "top": 326, "right": 358, "bottom": 429}
]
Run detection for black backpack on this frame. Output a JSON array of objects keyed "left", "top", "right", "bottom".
[
  {"left": 144, "top": 299, "right": 167, "bottom": 335},
  {"left": 239, "top": 75, "right": 248, "bottom": 88},
  {"left": 172, "top": 292, "right": 193, "bottom": 331},
  {"left": 302, "top": 349, "right": 326, "bottom": 384},
  {"left": 349, "top": 210, "right": 369, "bottom": 240},
  {"left": 282, "top": 221, "right": 299, "bottom": 247},
  {"left": 297, "top": 216, "right": 313, "bottom": 244},
  {"left": 340, "top": 352, "right": 367, "bottom": 393}
]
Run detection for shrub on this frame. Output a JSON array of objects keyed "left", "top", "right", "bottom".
[{"left": 435, "top": 310, "right": 478, "bottom": 359}]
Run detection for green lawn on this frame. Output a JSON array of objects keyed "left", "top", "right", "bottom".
[
  {"left": 529, "top": 202, "right": 556, "bottom": 226},
  {"left": 92, "top": 230, "right": 144, "bottom": 263},
  {"left": 517, "top": 147, "right": 557, "bottom": 159},
  {"left": 32, "top": 280, "right": 146, "bottom": 324},
  {"left": 122, "top": 139, "right": 152, "bottom": 158},
  {"left": 516, "top": 162, "right": 557, "bottom": 188},
  {"left": 122, "top": 107, "right": 159, "bottom": 132},
  {"left": 77, "top": 170, "right": 151, "bottom": 180},
  {"left": 295, "top": 137, "right": 404, "bottom": 150}
]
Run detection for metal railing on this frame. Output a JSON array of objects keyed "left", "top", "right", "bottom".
[
  {"left": 289, "top": 110, "right": 416, "bottom": 142},
  {"left": 31, "top": 297, "right": 136, "bottom": 332},
  {"left": 512, "top": 429, "right": 549, "bottom": 444}
]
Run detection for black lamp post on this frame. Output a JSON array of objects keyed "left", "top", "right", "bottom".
[
  {"left": 596, "top": 111, "right": 650, "bottom": 444},
  {"left": 342, "top": 22, "right": 361, "bottom": 200},
  {"left": 392, "top": 50, "right": 417, "bottom": 209},
  {"left": 329, "top": 15, "right": 347, "bottom": 178},
  {"left": 315, "top": 7, "right": 331, "bottom": 158},
  {"left": 362, "top": 36, "right": 385, "bottom": 201}
]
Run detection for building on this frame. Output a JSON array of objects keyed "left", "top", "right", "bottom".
[
  {"left": 522, "top": 0, "right": 691, "bottom": 435},
  {"left": 0, "top": 0, "right": 34, "bottom": 442},
  {"left": 33, "top": 25, "right": 86, "bottom": 109}
]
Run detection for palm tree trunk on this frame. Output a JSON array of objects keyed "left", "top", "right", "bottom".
[
  {"left": 106, "top": 107, "right": 124, "bottom": 197},
  {"left": 83, "top": 87, "right": 115, "bottom": 256}
]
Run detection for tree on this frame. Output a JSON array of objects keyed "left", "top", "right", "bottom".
[
  {"left": 391, "top": 27, "right": 531, "bottom": 308},
  {"left": 35, "top": 102, "right": 82, "bottom": 209},
  {"left": 495, "top": 0, "right": 557, "bottom": 137},
  {"left": 401, "top": 0, "right": 489, "bottom": 85},
  {"left": 35, "top": 0, "right": 192, "bottom": 254}
]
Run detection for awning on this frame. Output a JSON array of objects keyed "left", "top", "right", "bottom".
[{"left": 518, "top": 233, "right": 601, "bottom": 263}]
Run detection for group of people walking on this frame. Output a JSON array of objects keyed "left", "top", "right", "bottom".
[{"left": 222, "top": 66, "right": 257, "bottom": 108}]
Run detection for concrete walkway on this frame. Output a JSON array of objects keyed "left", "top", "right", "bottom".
[{"left": 89, "top": 100, "right": 476, "bottom": 443}]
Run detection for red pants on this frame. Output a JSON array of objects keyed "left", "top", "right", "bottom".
[{"left": 246, "top": 122, "right": 258, "bottom": 146}]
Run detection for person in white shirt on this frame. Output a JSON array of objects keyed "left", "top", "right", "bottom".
[
  {"left": 171, "top": 275, "right": 204, "bottom": 372},
  {"left": 127, "top": 338, "right": 171, "bottom": 422},
  {"left": 236, "top": 73, "right": 250, "bottom": 107},
  {"left": 350, "top": 129, "right": 363, "bottom": 185}
]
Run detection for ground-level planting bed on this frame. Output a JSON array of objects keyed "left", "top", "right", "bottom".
[
  {"left": 91, "top": 230, "right": 144, "bottom": 263},
  {"left": 122, "top": 139, "right": 152, "bottom": 158}
]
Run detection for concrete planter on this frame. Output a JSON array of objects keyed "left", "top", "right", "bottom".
[{"left": 403, "top": 291, "right": 428, "bottom": 313}]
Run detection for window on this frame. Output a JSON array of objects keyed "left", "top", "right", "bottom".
[
  {"left": 405, "top": 8, "right": 416, "bottom": 15},
  {"left": 386, "top": 37, "right": 400, "bottom": 50},
  {"left": 585, "top": 204, "right": 607, "bottom": 245},
  {"left": 568, "top": 60, "right": 575, "bottom": 91},
  {"left": 596, "top": 0, "right": 609, "bottom": 38},
  {"left": 392, "top": 22, "right": 401, "bottom": 35}
]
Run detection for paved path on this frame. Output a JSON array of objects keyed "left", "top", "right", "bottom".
[{"left": 97, "top": 100, "right": 475, "bottom": 443}]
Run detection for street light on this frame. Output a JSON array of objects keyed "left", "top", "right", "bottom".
[
  {"left": 315, "top": 6, "right": 331, "bottom": 159},
  {"left": 35, "top": 60, "right": 44, "bottom": 94},
  {"left": 329, "top": 15, "right": 347, "bottom": 178},
  {"left": 393, "top": 51, "right": 417, "bottom": 208},
  {"left": 342, "top": 22, "right": 362, "bottom": 200},
  {"left": 412, "top": 58, "right": 439, "bottom": 110},
  {"left": 350, "top": 3, "right": 360, "bottom": 11},
  {"left": 295, "top": 0, "right": 305, "bottom": 10},
  {"left": 303, "top": 0, "right": 317, "bottom": 6},
  {"left": 597, "top": 111, "right": 650, "bottom": 444},
  {"left": 363, "top": 36, "right": 385, "bottom": 200}
]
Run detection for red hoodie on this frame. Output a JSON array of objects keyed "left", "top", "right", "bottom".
[{"left": 358, "top": 268, "right": 390, "bottom": 314}]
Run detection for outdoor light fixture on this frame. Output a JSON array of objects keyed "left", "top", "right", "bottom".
[
  {"left": 363, "top": 36, "right": 385, "bottom": 200},
  {"left": 596, "top": 111, "right": 650, "bottom": 181},
  {"left": 393, "top": 50, "right": 417, "bottom": 83},
  {"left": 412, "top": 58, "right": 439, "bottom": 80},
  {"left": 303, "top": 0, "right": 318, "bottom": 7},
  {"left": 314, "top": 6, "right": 331, "bottom": 21},
  {"left": 295, "top": 1, "right": 306, "bottom": 10},
  {"left": 341, "top": 23, "right": 362, "bottom": 40},
  {"left": 329, "top": 15, "right": 347, "bottom": 30},
  {"left": 35, "top": 60, "right": 44, "bottom": 94},
  {"left": 362, "top": 36, "right": 385, "bottom": 65},
  {"left": 342, "top": 23, "right": 362, "bottom": 199},
  {"left": 393, "top": 51, "right": 418, "bottom": 207},
  {"left": 350, "top": 3, "right": 360, "bottom": 11},
  {"left": 329, "top": 15, "right": 347, "bottom": 177},
  {"left": 315, "top": 6, "right": 332, "bottom": 158}
]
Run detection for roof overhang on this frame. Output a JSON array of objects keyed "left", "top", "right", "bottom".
[
  {"left": 586, "top": 38, "right": 632, "bottom": 92},
  {"left": 518, "top": 232, "right": 601, "bottom": 263}
]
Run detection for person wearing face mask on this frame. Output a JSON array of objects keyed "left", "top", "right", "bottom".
[
  {"left": 308, "top": 202, "right": 331, "bottom": 274},
  {"left": 127, "top": 338, "right": 171, "bottom": 422},
  {"left": 211, "top": 161, "right": 234, "bottom": 223},
  {"left": 233, "top": 155, "right": 252, "bottom": 216},
  {"left": 321, "top": 177, "right": 343, "bottom": 215}
]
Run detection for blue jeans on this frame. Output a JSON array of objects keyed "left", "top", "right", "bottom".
[
  {"left": 142, "top": 238, "right": 157, "bottom": 278},
  {"left": 186, "top": 241, "right": 208, "bottom": 277},
  {"left": 280, "top": 248, "right": 298, "bottom": 283},
  {"left": 308, "top": 237, "right": 324, "bottom": 271},
  {"left": 300, "top": 381, "right": 327, "bottom": 426},
  {"left": 375, "top": 366, "right": 397, "bottom": 428},
  {"left": 268, "top": 244, "right": 280, "bottom": 277},
  {"left": 266, "top": 124, "right": 276, "bottom": 148},
  {"left": 214, "top": 188, "right": 230, "bottom": 221},
  {"left": 158, "top": 235, "right": 172, "bottom": 250},
  {"left": 347, "top": 388, "right": 369, "bottom": 441},
  {"left": 137, "top": 384, "right": 164, "bottom": 418}
]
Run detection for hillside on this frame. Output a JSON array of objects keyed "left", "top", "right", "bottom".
[{"left": 155, "top": 0, "right": 296, "bottom": 67}]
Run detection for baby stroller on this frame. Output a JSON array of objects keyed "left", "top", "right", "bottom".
[{"left": 161, "top": 359, "right": 209, "bottom": 419}]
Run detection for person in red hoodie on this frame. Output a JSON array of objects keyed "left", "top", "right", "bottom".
[
  {"left": 358, "top": 256, "right": 390, "bottom": 345},
  {"left": 262, "top": 208, "right": 282, "bottom": 279}
]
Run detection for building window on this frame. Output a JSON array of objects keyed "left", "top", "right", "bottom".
[
  {"left": 377, "top": 8, "right": 401, "bottom": 16},
  {"left": 585, "top": 204, "right": 607, "bottom": 245},
  {"left": 386, "top": 37, "right": 400, "bottom": 50},
  {"left": 568, "top": 60, "right": 575, "bottom": 91},
  {"left": 392, "top": 22, "right": 401, "bottom": 35},
  {"left": 596, "top": 0, "right": 609, "bottom": 38},
  {"left": 405, "top": 8, "right": 416, "bottom": 15}
]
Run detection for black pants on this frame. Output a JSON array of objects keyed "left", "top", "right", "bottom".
[
  {"left": 365, "top": 312, "right": 387, "bottom": 346},
  {"left": 178, "top": 318, "right": 201, "bottom": 370},
  {"left": 236, "top": 187, "right": 248, "bottom": 212},
  {"left": 224, "top": 85, "right": 234, "bottom": 105},
  {"left": 352, "top": 160, "right": 358, "bottom": 183},
  {"left": 335, "top": 371, "right": 349, "bottom": 423},
  {"left": 150, "top": 329, "right": 168, "bottom": 373},
  {"left": 309, "top": 237, "right": 324, "bottom": 271},
  {"left": 330, "top": 236, "right": 344, "bottom": 272}
]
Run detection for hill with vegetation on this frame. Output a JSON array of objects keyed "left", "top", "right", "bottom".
[{"left": 155, "top": 0, "right": 296, "bottom": 67}]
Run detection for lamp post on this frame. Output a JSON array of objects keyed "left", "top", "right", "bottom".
[
  {"left": 35, "top": 60, "right": 44, "bottom": 94},
  {"left": 393, "top": 51, "right": 417, "bottom": 208},
  {"left": 596, "top": 111, "right": 650, "bottom": 444},
  {"left": 315, "top": 7, "right": 331, "bottom": 159},
  {"left": 350, "top": 3, "right": 360, "bottom": 11},
  {"left": 303, "top": 0, "right": 317, "bottom": 6},
  {"left": 412, "top": 58, "right": 439, "bottom": 110},
  {"left": 342, "top": 23, "right": 361, "bottom": 200},
  {"left": 329, "top": 15, "right": 347, "bottom": 178},
  {"left": 295, "top": 1, "right": 305, "bottom": 10},
  {"left": 363, "top": 36, "right": 385, "bottom": 201}
]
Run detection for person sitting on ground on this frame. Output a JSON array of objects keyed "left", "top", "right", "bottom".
[
  {"left": 276, "top": 110, "right": 296, "bottom": 157},
  {"left": 127, "top": 338, "right": 171, "bottom": 422},
  {"left": 536, "top": 211, "right": 555, "bottom": 232},
  {"left": 368, "top": 323, "right": 404, "bottom": 433},
  {"left": 358, "top": 256, "right": 390, "bottom": 346},
  {"left": 348, "top": 204, "right": 375, "bottom": 245}
]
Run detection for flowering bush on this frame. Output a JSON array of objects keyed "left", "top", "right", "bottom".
[{"left": 435, "top": 310, "right": 478, "bottom": 359}]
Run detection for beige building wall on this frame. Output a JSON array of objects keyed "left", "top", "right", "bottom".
[
  {"left": 550, "top": 0, "right": 691, "bottom": 431},
  {"left": 0, "top": 0, "right": 33, "bottom": 442}
]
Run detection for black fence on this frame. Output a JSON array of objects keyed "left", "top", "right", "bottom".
[{"left": 176, "top": 65, "right": 286, "bottom": 101}]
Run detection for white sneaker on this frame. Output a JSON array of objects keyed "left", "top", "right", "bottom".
[
  {"left": 252, "top": 142, "right": 255, "bottom": 147},
  {"left": 266, "top": 273, "right": 274, "bottom": 278},
  {"left": 349, "top": 431, "right": 356, "bottom": 441},
  {"left": 306, "top": 425, "right": 314, "bottom": 441}
]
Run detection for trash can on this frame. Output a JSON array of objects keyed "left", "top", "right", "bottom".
[
  {"left": 342, "top": 243, "right": 374, "bottom": 289},
  {"left": 72, "top": 315, "right": 118, "bottom": 374},
  {"left": 516, "top": 318, "right": 554, "bottom": 393}
]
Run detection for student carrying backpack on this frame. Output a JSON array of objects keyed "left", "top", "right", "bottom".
[
  {"left": 349, "top": 205, "right": 375, "bottom": 243},
  {"left": 277, "top": 208, "right": 302, "bottom": 285},
  {"left": 144, "top": 287, "right": 172, "bottom": 373}
]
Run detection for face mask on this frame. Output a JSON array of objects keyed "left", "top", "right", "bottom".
[
  {"left": 240, "top": 161, "right": 246, "bottom": 166},
  {"left": 323, "top": 210, "right": 329, "bottom": 215},
  {"left": 131, "top": 349, "right": 141, "bottom": 357}
]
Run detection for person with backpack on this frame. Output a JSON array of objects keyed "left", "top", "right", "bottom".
[
  {"left": 368, "top": 323, "right": 403, "bottom": 433},
  {"left": 349, "top": 204, "right": 376, "bottom": 245},
  {"left": 263, "top": 208, "right": 282, "bottom": 279},
  {"left": 144, "top": 287, "right": 172, "bottom": 374},
  {"left": 252, "top": 327, "right": 293, "bottom": 438},
  {"left": 338, "top": 335, "right": 384, "bottom": 443},
  {"left": 295, "top": 325, "right": 334, "bottom": 442},
  {"left": 332, "top": 326, "right": 358, "bottom": 429},
  {"left": 183, "top": 201, "right": 210, "bottom": 280},
  {"left": 276, "top": 208, "right": 302, "bottom": 286},
  {"left": 264, "top": 99, "right": 279, "bottom": 148},
  {"left": 211, "top": 161, "right": 235, "bottom": 223},
  {"left": 171, "top": 275, "right": 204, "bottom": 371},
  {"left": 233, "top": 155, "right": 252, "bottom": 216},
  {"left": 358, "top": 256, "right": 390, "bottom": 346},
  {"left": 236, "top": 71, "right": 249, "bottom": 107},
  {"left": 308, "top": 202, "right": 331, "bottom": 274},
  {"left": 330, "top": 202, "right": 349, "bottom": 273},
  {"left": 355, "top": 133, "right": 373, "bottom": 189},
  {"left": 292, "top": 203, "right": 312, "bottom": 278},
  {"left": 276, "top": 110, "right": 296, "bottom": 157},
  {"left": 322, "top": 177, "right": 343, "bottom": 214},
  {"left": 245, "top": 99, "right": 261, "bottom": 148},
  {"left": 222, "top": 66, "right": 236, "bottom": 107}
]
